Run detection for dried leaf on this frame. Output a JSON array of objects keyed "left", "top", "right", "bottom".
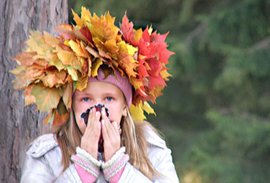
[
  {"left": 68, "top": 40, "right": 89, "bottom": 58},
  {"left": 142, "top": 102, "right": 156, "bottom": 115},
  {"left": 63, "top": 83, "right": 73, "bottom": 110},
  {"left": 129, "top": 103, "right": 145, "bottom": 122},
  {"left": 31, "top": 84, "right": 62, "bottom": 112},
  {"left": 52, "top": 110, "right": 69, "bottom": 126},
  {"left": 91, "top": 59, "right": 103, "bottom": 77}
]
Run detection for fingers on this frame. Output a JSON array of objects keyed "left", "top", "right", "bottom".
[{"left": 84, "top": 107, "right": 101, "bottom": 141}]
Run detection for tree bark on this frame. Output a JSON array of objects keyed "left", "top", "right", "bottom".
[{"left": 0, "top": 0, "right": 68, "bottom": 182}]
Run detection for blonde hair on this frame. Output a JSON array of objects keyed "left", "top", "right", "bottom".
[{"left": 52, "top": 109, "right": 157, "bottom": 180}]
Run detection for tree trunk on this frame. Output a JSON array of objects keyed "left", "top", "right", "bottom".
[{"left": 0, "top": 0, "right": 68, "bottom": 182}]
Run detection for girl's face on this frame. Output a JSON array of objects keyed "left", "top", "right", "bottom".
[{"left": 73, "top": 81, "right": 127, "bottom": 133}]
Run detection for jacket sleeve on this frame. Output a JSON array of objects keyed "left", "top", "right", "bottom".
[
  {"left": 118, "top": 126, "right": 179, "bottom": 183},
  {"left": 20, "top": 134, "right": 82, "bottom": 183},
  {"left": 21, "top": 153, "right": 81, "bottom": 183}
]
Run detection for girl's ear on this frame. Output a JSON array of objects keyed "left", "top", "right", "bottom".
[{"left": 122, "top": 105, "right": 128, "bottom": 117}]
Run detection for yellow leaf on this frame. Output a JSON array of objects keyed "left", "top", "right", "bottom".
[
  {"left": 129, "top": 103, "right": 145, "bottom": 122},
  {"left": 142, "top": 102, "right": 156, "bottom": 115},
  {"left": 126, "top": 43, "right": 138, "bottom": 55},
  {"left": 68, "top": 40, "right": 89, "bottom": 58},
  {"left": 91, "top": 59, "right": 103, "bottom": 77},
  {"left": 130, "top": 77, "right": 143, "bottom": 90},
  {"left": 67, "top": 67, "right": 78, "bottom": 81},
  {"left": 104, "top": 39, "right": 118, "bottom": 55},
  {"left": 27, "top": 31, "right": 51, "bottom": 56},
  {"left": 90, "top": 12, "right": 118, "bottom": 42},
  {"left": 31, "top": 84, "right": 62, "bottom": 112},
  {"left": 56, "top": 48, "right": 82, "bottom": 70},
  {"left": 76, "top": 76, "right": 88, "bottom": 91},
  {"left": 43, "top": 32, "right": 60, "bottom": 47},
  {"left": 148, "top": 26, "right": 153, "bottom": 34},
  {"left": 134, "top": 29, "right": 143, "bottom": 42},
  {"left": 81, "top": 6, "right": 92, "bottom": 22},
  {"left": 72, "top": 9, "right": 83, "bottom": 27},
  {"left": 48, "top": 53, "right": 65, "bottom": 71}
]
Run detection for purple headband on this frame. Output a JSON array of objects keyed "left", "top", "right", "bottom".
[{"left": 89, "top": 69, "right": 133, "bottom": 106}]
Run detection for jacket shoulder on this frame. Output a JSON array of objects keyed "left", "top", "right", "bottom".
[
  {"left": 143, "top": 123, "right": 167, "bottom": 149},
  {"left": 26, "top": 133, "right": 58, "bottom": 158}
]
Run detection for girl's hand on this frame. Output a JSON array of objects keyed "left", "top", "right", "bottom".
[
  {"left": 101, "top": 107, "right": 121, "bottom": 161},
  {"left": 80, "top": 108, "right": 101, "bottom": 159}
]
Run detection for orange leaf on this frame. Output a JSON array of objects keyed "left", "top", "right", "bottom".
[
  {"left": 40, "top": 69, "right": 68, "bottom": 88},
  {"left": 52, "top": 110, "right": 70, "bottom": 126},
  {"left": 14, "top": 52, "right": 37, "bottom": 66}
]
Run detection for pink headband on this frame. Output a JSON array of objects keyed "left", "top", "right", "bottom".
[{"left": 89, "top": 69, "right": 133, "bottom": 106}]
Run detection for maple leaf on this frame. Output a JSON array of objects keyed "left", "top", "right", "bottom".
[
  {"left": 26, "top": 31, "right": 53, "bottom": 58},
  {"left": 40, "top": 69, "right": 68, "bottom": 88},
  {"left": 89, "top": 12, "right": 120, "bottom": 60},
  {"left": 120, "top": 14, "right": 142, "bottom": 46},
  {"left": 68, "top": 40, "right": 89, "bottom": 58},
  {"left": 56, "top": 47, "right": 82, "bottom": 71},
  {"left": 91, "top": 59, "right": 103, "bottom": 77},
  {"left": 56, "top": 24, "right": 76, "bottom": 40},
  {"left": 31, "top": 84, "right": 62, "bottom": 112},
  {"left": 14, "top": 52, "right": 37, "bottom": 66},
  {"left": 76, "top": 76, "right": 88, "bottom": 91},
  {"left": 44, "top": 108, "right": 69, "bottom": 126},
  {"left": 81, "top": 6, "right": 92, "bottom": 23},
  {"left": 52, "top": 110, "right": 70, "bottom": 126},
  {"left": 129, "top": 101, "right": 155, "bottom": 122},
  {"left": 129, "top": 103, "right": 145, "bottom": 122},
  {"left": 116, "top": 41, "right": 138, "bottom": 77},
  {"left": 142, "top": 101, "right": 156, "bottom": 115},
  {"left": 62, "top": 83, "right": 73, "bottom": 110},
  {"left": 24, "top": 86, "right": 36, "bottom": 105},
  {"left": 90, "top": 12, "right": 118, "bottom": 41},
  {"left": 76, "top": 26, "right": 94, "bottom": 46},
  {"left": 160, "top": 67, "right": 171, "bottom": 80},
  {"left": 67, "top": 67, "right": 78, "bottom": 81},
  {"left": 72, "top": 9, "right": 84, "bottom": 27},
  {"left": 10, "top": 65, "right": 45, "bottom": 89}
]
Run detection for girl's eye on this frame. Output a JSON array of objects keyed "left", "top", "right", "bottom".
[
  {"left": 105, "top": 96, "right": 114, "bottom": 102},
  {"left": 82, "top": 97, "right": 90, "bottom": 102}
]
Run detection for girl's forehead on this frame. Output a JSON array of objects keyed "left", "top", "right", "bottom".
[{"left": 76, "top": 81, "right": 123, "bottom": 95}]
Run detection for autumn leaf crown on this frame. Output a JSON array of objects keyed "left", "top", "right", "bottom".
[{"left": 11, "top": 7, "right": 174, "bottom": 125}]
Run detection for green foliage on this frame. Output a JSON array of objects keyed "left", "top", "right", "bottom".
[
  {"left": 187, "top": 110, "right": 270, "bottom": 183},
  {"left": 69, "top": 0, "right": 270, "bottom": 182}
]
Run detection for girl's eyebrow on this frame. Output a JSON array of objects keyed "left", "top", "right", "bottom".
[{"left": 75, "top": 92, "right": 93, "bottom": 97}]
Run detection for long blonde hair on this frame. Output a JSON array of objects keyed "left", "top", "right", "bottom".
[{"left": 52, "top": 109, "right": 157, "bottom": 180}]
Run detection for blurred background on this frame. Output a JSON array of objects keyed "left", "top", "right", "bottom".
[{"left": 69, "top": 1, "right": 270, "bottom": 182}]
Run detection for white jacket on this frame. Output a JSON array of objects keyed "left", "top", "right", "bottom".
[{"left": 21, "top": 125, "right": 179, "bottom": 183}]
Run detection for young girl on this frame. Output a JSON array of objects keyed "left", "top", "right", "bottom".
[{"left": 12, "top": 7, "right": 179, "bottom": 183}]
